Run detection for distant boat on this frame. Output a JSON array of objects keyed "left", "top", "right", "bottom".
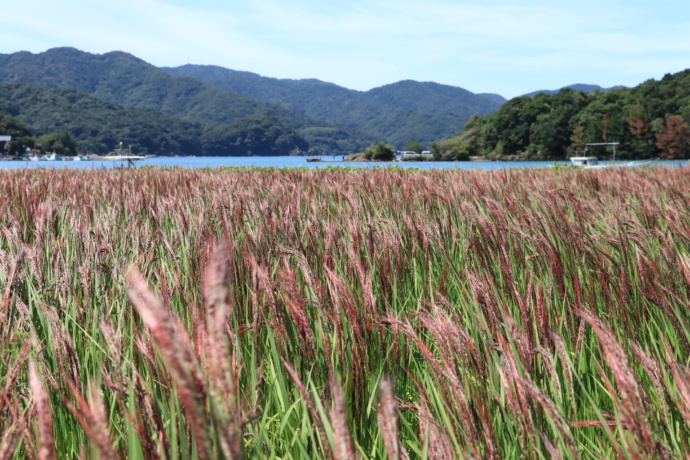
[
  {"left": 27, "top": 152, "right": 62, "bottom": 161},
  {"left": 101, "top": 154, "right": 145, "bottom": 161},
  {"left": 63, "top": 154, "right": 87, "bottom": 161},
  {"left": 571, "top": 142, "right": 655, "bottom": 169},
  {"left": 569, "top": 156, "right": 600, "bottom": 167},
  {"left": 103, "top": 143, "right": 145, "bottom": 162},
  {"left": 570, "top": 156, "right": 656, "bottom": 169}
]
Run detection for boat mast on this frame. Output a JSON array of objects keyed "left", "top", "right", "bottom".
[{"left": 585, "top": 142, "right": 619, "bottom": 163}]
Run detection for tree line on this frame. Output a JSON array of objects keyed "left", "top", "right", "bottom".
[
  {"left": 5, "top": 56, "right": 690, "bottom": 160},
  {"left": 431, "top": 70, "right": 690, "bottom": 161},
  {"left": 0, "top": 84, "right": 310, "bottom": 156}
]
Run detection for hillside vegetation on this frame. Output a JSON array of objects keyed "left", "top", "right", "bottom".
[
  {"left": 0, "top": 48, "right": 367, "bottom": 155},
  {"left": 0, "top": 83, "right": 204, "bottom": 155},
  {"left": 0, "top": 47, "right": 502, "bottom": 155},
  {"left": 438, "top": 70, "right": 690, "bottom": 160},
  {"left": 164, "top": 65, "right": 505, "bottom": 147},
  {"left": 3, "top": 47, "right": 690, "bottom": 159}
]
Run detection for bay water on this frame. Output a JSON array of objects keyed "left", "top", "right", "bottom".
[{"left": 0, "top": 156, "right": 686, "bottom": 170}]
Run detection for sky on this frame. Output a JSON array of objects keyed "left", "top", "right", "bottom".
[{"left": 1, "top": 0, "right": 689, "bottom": 99}]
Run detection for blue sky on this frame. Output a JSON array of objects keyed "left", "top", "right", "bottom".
[{"left": 2, "top": 0, "right": 689, "bottom": 98}]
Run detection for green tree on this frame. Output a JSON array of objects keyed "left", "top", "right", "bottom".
[
  {"left": 489, "top": 96, "right": 534, "bottom": 155},
  {"left": 430, "top": 138, "right": 469, "bottom": 161},
  {"left": 8, "top": 135, "right": 35, "bottom": 155},
  {"left": 625, "top": 104, "right": 654, "bottom": 158},
  {"left": 363, "top": 142, "right": 395, "bottom": 161},
  {"left": 529, "top": 105, "right": 575, "bottom": 158},
  {"left": 403, "top": 138, "right": 424, "bottom": 154},
  {"left": 459, "top": 115, "right": 487, "bottom": 156},
  {"left": 570, "top": 126, "right": 585, "bottom": 156},
  {"left": 37, "top": 131, "right": 77, "bottom": 156},
  {"left": 0, "top": 110, "right": 32, "bottom": 137},
  {"left": 200, "top": 114, "right": 309, "bottom": 156}
]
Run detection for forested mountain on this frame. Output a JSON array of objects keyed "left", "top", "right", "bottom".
[
  {"left": 163, "top": 65, "right": 505, "bottom": 146},
  {"left": 0, "top": 83, "right": 321, "bottom": 156},
  {"left": 201, "top": 114, "right": 308, "bottom": 157},
  {"left": 436, "top": 70, "right": 690, "bottom": 160},
  {"left": 0, "top": 48, "right": 368, "bottom": 154},
  {"left": 367, "top": 80, "right": 504, "bottom": 116},
  {"left": 0, "top": 105, "right": 31, "bottom": 139},
  {"left": 0, "top": 47, "right": 505, "bottom": 155},
  {"left": 5, "top": 47, "right": 686, "bottom": 160},
  {"left": 0, "top": 83, "right": 204, "bottom": 155},
  {"left": 523, "top": 84, "right": 626, "bottom": 97},
  {"left": 0, "top": 49, "right": 301, "bottom": 126}
]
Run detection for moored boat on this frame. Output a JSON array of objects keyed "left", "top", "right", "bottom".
[
  {"left": 101, "top": 154, "right": 146, "bottom": 161},
  {"left": 570, "top": 156, "right": 656, "bottom": 169},
  {"left": 103, "top": 142, "right": 145, "bottom": 162},
  {"left": 569, "top": 156, "right": 600, "bottom": 167}
]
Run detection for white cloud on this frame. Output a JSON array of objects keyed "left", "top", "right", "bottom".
[{"left": 1, "top": 0, "right": 689, "bottom": 97}]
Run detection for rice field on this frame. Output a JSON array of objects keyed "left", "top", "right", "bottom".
[{"left": 1, "top": 165, "right": 690, "bottom": 459}]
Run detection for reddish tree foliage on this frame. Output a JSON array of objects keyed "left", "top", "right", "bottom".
[
  {"left": 626, "top": 108, "right": 649, "bottom": 139},
  {"left": 602, "top": 113, "right": 610, "bottom": 141},
  {"left": 655, "top": 115, "right": 690, "bottom": 159}
]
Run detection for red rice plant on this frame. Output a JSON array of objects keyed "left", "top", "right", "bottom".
[
  {"left": 663, "top": 342, "right": 690, "bottom": 429},
  {"left": 28, "top": 360, "right": 55, "bottom": 460},
  {"left": 517, "top": 376, "right": 579, "bottom": 458},
  {"left": 547, "top": 330, "right": 576, "bottom": 418},
  {"left": 629, "top": 341, "right": 670, "bottom": 423},
  {"left": 126, "top": 268, "right": 213, "bottom": 459},
  {"left": 281, "top": 358, "right": 331, "bottom": 458},
  {"left": 376, "top": 378, "right": 408, "bottom": 460},
  {"left": 328, "top": 379, "right": 356, "bottom": 460},
  {"left": 575, "top": 308, "right": 654, "bottom": 455}
]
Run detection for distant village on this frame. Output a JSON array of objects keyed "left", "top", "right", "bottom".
[{"left": 0, "top": 135, "right": 45, "bottom": 159}]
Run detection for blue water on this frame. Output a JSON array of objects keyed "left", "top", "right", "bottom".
[{"left": 0, "top": 156, "right": 686, "bottom": 170}]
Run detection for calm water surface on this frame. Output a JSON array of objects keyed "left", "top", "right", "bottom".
[{"left": 0, "top": 156, "right": 686, "bottom": 170}]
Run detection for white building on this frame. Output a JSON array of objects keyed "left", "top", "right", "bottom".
[{"left": 0, "top": 135, "right": 11, "bottom": 154}]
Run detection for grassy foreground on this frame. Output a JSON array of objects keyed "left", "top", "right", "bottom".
[{"left": 1, "top": 166, "right": 690, "bottom": 459}]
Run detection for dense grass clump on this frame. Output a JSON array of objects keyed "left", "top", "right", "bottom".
[{"left": 1, "top": 166, "right": 690, "bottom": 459}]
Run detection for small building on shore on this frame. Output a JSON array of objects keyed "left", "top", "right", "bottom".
[{"left": 0, "top": 135, "right": 10, "bottom": 154}]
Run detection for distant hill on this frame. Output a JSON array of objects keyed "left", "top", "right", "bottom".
[
  {"left": 524, "top": 83, "right": 627, "bottom": 97},
  {"left": 0, "top": 47, "right": 510, "bottom": 154},
  {"left": 0, "top": 48, "right": 369, "bottom": 154},
  {"left": 0, "top": 83, "right": 204, "bottom": 155},
  {"left": 0, "top": 49, "right": 286, "bottom": 124},
  {"left": 163, "top": 65, "right": 506, "bottom": 147},
  {"left": 366, "top": 80, "right": 504, "bottom": 116}
]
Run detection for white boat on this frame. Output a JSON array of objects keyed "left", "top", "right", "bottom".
[
  {"left": 570, "top": 156, "right": 656, "bottom": 169},
  {"left": 101, "top": 154, "right": 146, "bottom": 161},
  {"left": 103, "top": 143, "right": 145, "bottom": 162},
  {"left": 569, "top": 156, "right": 600, "bottom": 167},
  {"left": 62, "top": 154, "right": 86, "bottom": 161},
  {"left": 571, "top": 142, "right": 656, "bottom": 169},
  {"left": 27, "top": 152, "right": 62, "bottom": 161}
]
